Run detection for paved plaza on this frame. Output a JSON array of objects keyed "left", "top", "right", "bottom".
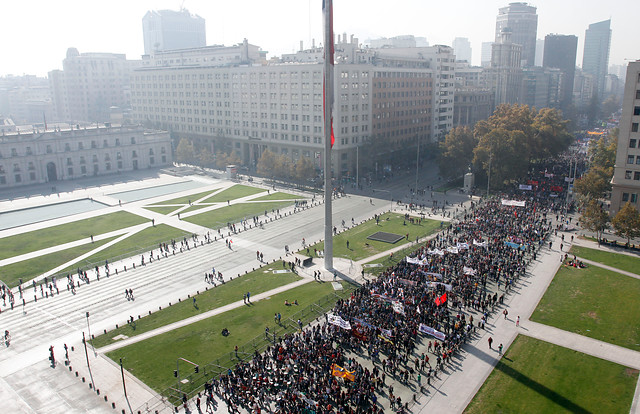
[{"left": 1, "top": 168, "right": 639, "bottom": 413}]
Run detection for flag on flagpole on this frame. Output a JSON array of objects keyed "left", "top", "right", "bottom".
[
  {"left": 322, "top": 0, "right": 335, "bottom": 148},
  {"left": 435, "top": 292, "right": 447, "bottom": 306}
]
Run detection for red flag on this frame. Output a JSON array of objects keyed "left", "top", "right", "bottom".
[{"left": 435, "top": 292, "right": 447, "bottom": 306}]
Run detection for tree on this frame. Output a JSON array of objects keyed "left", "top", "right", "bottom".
[
  {"left": 198, "top": 147, "right": 215, "bottom": 168},
  {"left": 257, "top": 149, "right": 277, "bottom": 177},
  {"left": 175, "top": 138, "right": 197, "bottom": 165},
  {"left": 612, "top": 202, "right": 640, "bottom": 246},
  {"left": 601, "top": 95, "right": 621, "bottom": 119},
  {"left": 573, "top": 167, "right": 612, "bottom": 202},
  {"left": 473, "top": 128, "right": 528, "bottom": 189},
  {"left": 438, "top": 126, "right": 477, "bottom": 180},
  {"left": 588, "top": 131, "right": 617, "bottom": 175},
  {"left": 578, "top": 200, "right": 609, "bottom": 244},
  {"left": 531, "top": 108, "right": 573, "bottom": 161},
  {"left": 293, "top": 156, "right": 315, "bottom": 182}
]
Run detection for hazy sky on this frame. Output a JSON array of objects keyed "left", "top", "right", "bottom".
[{"left": 0, "top": 0, "right": 637, "bottom": 77}]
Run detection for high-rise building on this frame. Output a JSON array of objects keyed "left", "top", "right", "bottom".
[
  {"left": 543, "top": 34, "right": 578, "bottom": 111},
  {"left": 488, "top": 29, "right": 523, "bottom": 105},
  {"left": 481, "top": 42, "right": 494, "bottom": 67},
  {"left": 495, "top": 2, "right": 538, "bottom": 67},
  {"left": 535, "top": 38, "right": 544, "bottom": 67},
  {"left": 582, "top": 19, "right": 611, "bottom": 98},
  {"left": 142, "top": 9, "right": 206, "bottom": 55},
  {"left": 452, "top": 37, "right": 472, "bottom": 63},
  {"left": 610, "top": 61, "right": 640, "bottom": 214},
  {"left": 49, "top": 48, "right": 136, "bottom": 123}
]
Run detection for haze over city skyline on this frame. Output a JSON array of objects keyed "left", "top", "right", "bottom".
[{"left": 0, "top": 0, "right": 637, "bottom": 77}]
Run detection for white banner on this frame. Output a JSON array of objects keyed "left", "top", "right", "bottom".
[
  {"left": 405, "top": 256, "right": 429, "bottom": 266},
  {"left": 327, "top": 313, "right": 351, "bottom": 330},
  {"left": 427, "top": 249, "right": 445, "bottom": 256},
  {"left": 473, "top": 239, "right": 488, "bottom": 248},
  {"left": 446, "top": 246, "right": 459, "bottom": 254},
  {"left": 422, "top": 271, "right": 443, "bottom": 280},
  {"left": 426, "top": 281, "right": 453, "bottom": 291},
  {"left": 457, "top": 242, "right": 470, "bottom": 250},
  {"left": 463, "top": 266, "right": 477, "bottom": 275},
  {"left": 519, "top": 184, "right": 532, "bottom": 190},
  {"left": 501, "top": 199, "right": 526, "bottom": 207},
  {"left": 418, "top": 323, "right": 446, "bottom": 341}
]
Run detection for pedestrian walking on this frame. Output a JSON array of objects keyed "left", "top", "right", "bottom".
[
  {"left": 516, "top": 316, "right": 520, "bottom": 327},
  {"left": 498, "top": 343, "right": 503, "bottom": 355},
  {"left": 503, "top": 309, "right": 508, "bottom": 319},
  {"left": 488, "top": 336, "right": 493, "bottom": 349}
]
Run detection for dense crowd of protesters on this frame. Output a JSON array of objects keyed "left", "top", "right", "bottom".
[{"left": 195, "top": 177, "right": 576, "bottom": 413}]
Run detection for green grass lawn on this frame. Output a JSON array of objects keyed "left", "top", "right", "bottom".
[
  {"left": 70, "top": 224, "right": 189, "bottom": 270},
  {"left": 144, "top": 206, "right": 180, "bottom": 215},
  {"left": 570, "top": 245, "right": 640, "bottom": 275},
  {"left": 363, "top": 242, "right": 427, "bottom": 276},
  {"left": 201, "top": 184, "right": 265, "bottom": 203},
  {"left": 306, "top": 213, "right": 440, "bottom": 261},
  {"left": 465, "top": 335, "right": 638, "bottom": 414},
  {"left": 0, "top": 211, "right": 146, "bottom": 260},
  {"left": 531, "top": 264, "right": 640, "bottom": 351},
  {"left": 184, "top": 201, "right": 293, "bottom": 229},
  {"left": 251, "top": 192, "right": 304, "bottom": 201},
  {"left": 106, "top": 281, "right": 350, "bottom": 398},
  {"left": 0, "top": 237, "right": 118, "bottom": 287},
  {"left": 180, "top": 204, "right": 215, "bottom": 214},
  {"left": 92, "top": 263, "right": 301, "bottom": 348},
  {"left": 155, "top": 189, "right": 219, "bottom": 206}
]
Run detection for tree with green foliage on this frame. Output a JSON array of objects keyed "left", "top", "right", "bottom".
[
  {"left": 198, "top": 147, "right": 215, "bottom": 168},
  {"left": 438, "top": 126, "right": 477, "bottom": 180},
  {"left": 612, "top": 202, "right": 640, "bottom": 246},
  {"left": 578, "top": 200, "right": 610, "bottom": 244},
  {"left": 573, "top": 167, "right": 612, "bottom": 203},
  {"left": 473, "top": 104, "right": 573, "bottom": 189},
  {"left": 588, "top": 131, "right": 617, "bottom": 175},
  {"left": 175, "top": 138, "right": 197, "bottom": 165}
]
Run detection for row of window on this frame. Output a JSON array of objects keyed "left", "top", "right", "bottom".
[
  {"left": 621, "top": 192, "right": 638, "bottom": 203},
  {"left": 627, "top": 155, "right": 640, "bottom": 165},
  {"left": 0, "top": 137, "right": 162, "bottom": 158},
  {"left": 624, "top": 170, "right": 640, "bottom": 180}
]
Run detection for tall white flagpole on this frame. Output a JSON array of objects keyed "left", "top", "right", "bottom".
[{"left": 322, "top": 0, "right": 334, "bottom": 271}]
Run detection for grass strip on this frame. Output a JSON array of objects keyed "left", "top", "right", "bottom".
[
  {"left": 184, "top": 201, "right": 293, "bottom": 229},
  {"left": 465, "top": 335, "right": 638, "bottom": 414},
  {"left": 92, "top": 263, "right": 300, "bottom": 348},
  {"left": 0, "top": 211, "right": 146, "bottom": 260},
  {"left": 201, "top": 184, "right": 265, "bottom": 203},
  {"left": 569, "top": 245, "right": 640, "bottom": 275},
  {"left": 531, "top": 264, "right": 640, "bottom": 351},
  {"left": 251, "top": 192, "right": 305, "bottom": 201},
  {"left": 155, "top": 189, "right": 219, "bottom": 206},
  {"left": 0, "top": 236, "right": 117, "bottom": 287},
  {"left": 106, "top": 281, "right": 352, "bottom": 398},
  {"left": 306, "top": 213, "right": 440, "bottom": 261}
]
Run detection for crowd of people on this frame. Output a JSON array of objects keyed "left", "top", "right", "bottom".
[{"left": 192, "top": 187, "right": 567, "bottom": 413}]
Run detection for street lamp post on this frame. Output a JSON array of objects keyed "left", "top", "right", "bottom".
[
  {"left": 85, "top": 311, "right": 95, "bottom": 356},
  {"left": 373, "top": 189, "right": 393, "bottom": 212}
]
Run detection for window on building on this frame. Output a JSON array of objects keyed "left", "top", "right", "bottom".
[
  {"left": 26, "top": 147, "right": 33, "bottom": 155},
  {"left": 635, "top": 106, "right": 640, "bottom": 116},
  {"left": 115, "top": 138, "right": 121, "bottom": 146},
  {"left": 65, "top": 143, "right": 71, "bottom": 152},
  {"left": 150, "top": 157, "right": 155, "bottom": 164},
  {"left": 628, "top": 155, "right": 635, "bottom": 164},
  {"left": 625, "top": 170, "right": 632, "bottom": 179},
  {"left": 67, "top": 158, "right": 72, "bottom": 166},
  {"left": 11, "top": 148, "right": 17, "bottom": 157},
  {"left": 635, "top": 171, "right": 640, "bottom": 181},
  {"left": 13, "top": 163, "right": 20, "bottom": 172},
  {"left": 637, "top": 90, "right": 640, "bottom": 100},
  {"left": 68, "top": 167, "right": 73, "bottom": 176},
  {"left": 632, "top": 194, "right": 639, "bottom": 203},
  {"left": 103, "top": 139, "right": 109, "bottom": 147},
  {"left": 78, "top": 142, "right": 84, "bottom": 150},
  {"left": 622, "top": 192, "right": 629, "bottom": 202},
  {"left": 631, "top": 139, "right": 637, "bottom": 148},
  {"left": 636, "top": 156, "right": 640, "bottom": 165},
  {"left": 81, "top": 165, "right": 87, "bottom": 174},
  {"left": 29, "top": 172, "right": 36, "bottom": 181},
  {"left": 131, "top": 137, "right": 136, "bottom": 144},
  {"left": 117, "top": 161, "right": 123, "bottom": 169},
  {"left": 117, "top": 152, "right": 122, "bottom": 160},
  {"left": 91, "top": 141, "right": 97, "bottom": 149},
  {"left": 633, "top": 123, "right": 639, "bottom": 133},
  {"left": 106, "top": 162, "right": 111, "bottom": 171},
  {"left": 132, "top": 151, "right": 137, "bottom": 158},
  {"left": 162, "top": 155, "right": 167, "bottom": 163},
  {"left": 46, "top": 145, "right": 52, "bottom": 154},
  {"left": 28, "top": 162, "right": 35, "bottom": 170},
  {"left": 14, "top": 174, "right": 21, "bottom": 183}
]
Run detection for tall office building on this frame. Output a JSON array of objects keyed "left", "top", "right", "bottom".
[
  {"left": 495, "top": 2, "right": 538, "bottom": 67},
  {"left": 142, "top": 9, "right": 206, "bottom": 55},
  {"left": 452, "top": 37, "right": 472, "bottom": 63},
  {"left": 488, "top": 29, "right": 523, "bottom": 105},
  {"left": 130, "top": 38, "right": 454, "bottom": 177},
  {"left": 543, "top": 34, "right": 578, "bottom": 111},
  {"left": 49, "top": 48, "right": 134, "bottom": 123},
  {"left": 535, "top": 38, "right": 544, "bottom": 67},
  {"left": 610, "top": 61, "right": 640, "bottom": 214},
  {"left": 582, "top": 19, "right": 611, "bottom": 98}
]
